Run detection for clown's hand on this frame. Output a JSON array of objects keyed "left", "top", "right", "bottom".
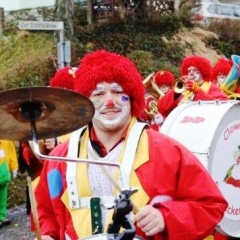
[
  {"left": 134, "top": 205, "right": 165, "bottom": 236},
  {"left": 12, "top": 170, "right": 18, "bottom": 179},
  {"left": 44, "top": 138, "right": 57, "bottom": 151},
  {"left": 185, "top": 80, "right": 200, "bottom": 93}
]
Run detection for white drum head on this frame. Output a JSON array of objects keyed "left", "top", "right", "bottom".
[{"left": 160, "top": 100, "right": 240, "bottom": 237}]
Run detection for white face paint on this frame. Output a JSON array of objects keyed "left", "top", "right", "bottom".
[
  {"left": 89, "top": 82, "right": 131, "bottom": 131},
  {"left": 187, "top": 66, "right": 204, "bottom": 85},
  {"left": 159, "top": 85, "right": 170, "bottom": 94},
  {"left": 217, "top": 74, "right": 227, "bottom": 84}
]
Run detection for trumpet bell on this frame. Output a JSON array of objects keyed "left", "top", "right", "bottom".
[{"left": 174, "top": 78, "right": 186, "bottom": 94}]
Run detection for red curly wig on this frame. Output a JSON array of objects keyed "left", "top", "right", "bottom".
[
  {"left": 180, "top": 55, "right": 212, "bottom": 81},
  {"left": 50, "top": 66, "right": 76, "bottom": 90},
  {"left": 74, "top": 50, "right": 145, "bottom": 117},
  {"left": 155, "top": 70, "right": 175, "bottom": 87},
  {"left": 212, "top": 58, "right": 232, "bottom": 81}
]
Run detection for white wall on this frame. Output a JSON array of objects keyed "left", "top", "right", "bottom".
[{"left": 0, "top": 0, "right": 55, "bottom": 11}]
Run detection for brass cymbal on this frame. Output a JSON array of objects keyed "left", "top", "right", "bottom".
[{"left": 0, "top": 87, "right": 95, "bottom": 141}]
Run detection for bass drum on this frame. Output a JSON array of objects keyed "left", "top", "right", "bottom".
[
  {"left": 160, "top": 100, "right": 240, "bottom": 238},
  {"left": 82, "top": 234, "right": 144, "bottom": 240}
]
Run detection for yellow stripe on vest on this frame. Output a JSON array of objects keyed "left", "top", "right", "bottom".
[{"left": 61, "top": 119, "right": 150, "bottom": 238}]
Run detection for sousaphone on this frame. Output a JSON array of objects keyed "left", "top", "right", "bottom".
[{"left": 220, "top": 54, "right": 240, "bottom": 99}]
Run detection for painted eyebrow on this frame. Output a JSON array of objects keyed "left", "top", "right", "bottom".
[
  {"left": 92, "top": 85, "right": 106, "bottom": 92},
  {"left": 110, "top": 83, "right": 123, "bottom": 91},
  {"left": 111, "top": 86, "right": 123, "bottom": 91}
]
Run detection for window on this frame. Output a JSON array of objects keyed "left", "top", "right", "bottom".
[
  {"left": 215, "top": 4, "right": 223, "bottom": 15},
  {"left": 221, "top": 5, "right": 234, "bottom": 16},
  {"left": 208, "top": 4, "right": 217, "bottom": 14},
  {"left": 233, "top": 7, "right": 240, "bottom": 17}
]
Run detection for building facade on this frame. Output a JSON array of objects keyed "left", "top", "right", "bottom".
[{"left": 0, "top": 0, "right": 55, "bottom": 12}]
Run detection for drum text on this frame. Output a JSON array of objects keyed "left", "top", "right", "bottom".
[
  {"left": 226, "top": 205, "right": 240, "bottom": 216},
  {"left": 180, "top": 116, "right": 205, "bottom": 123},
  {"left": 224, "top": 123, "right": 240, "bottom": 140}
]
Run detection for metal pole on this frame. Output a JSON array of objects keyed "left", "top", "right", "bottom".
[
  {"left": 0, "top": 8, "right": 4, "bottom": 36},
  {"left": 58, "top": 29, "right": 65, "bottom": 69}
]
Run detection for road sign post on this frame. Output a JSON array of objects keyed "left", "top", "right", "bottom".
[
  {"left": 57, "top": 41, "right": 71, "bottom": 67},
  {"left": 18, "top": 21, "right": 70, "bottom": 69}
]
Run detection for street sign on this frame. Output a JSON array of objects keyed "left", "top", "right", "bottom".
[
  {"left": 18, "top": 20, "right": 69, "bottom": 68},
  {"left": 18, "top": 21, "right": 64, "bottom": 30}
]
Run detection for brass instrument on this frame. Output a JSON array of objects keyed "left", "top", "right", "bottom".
[
  {"left": 228, "top": 93, "right": 240, "bottom": 100},
  {"left": 173, "top": 78, "right": 186, "bottom": 94},
  {"left": 144, "top": 96, "right": 159, "bottom": 119},
  {"left": 143, "top": 72, "right": 165, "bottom": 99},
  {"left": 143, "top": 73, "right": 164, "bottom": 125}
]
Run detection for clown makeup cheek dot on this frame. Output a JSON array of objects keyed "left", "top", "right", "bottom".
[
  {"left": 121, "top": 96, "right": 129, "bottom": 102},
  {"left": 92, "top": 99, "right": 101, "bottom": 107}
]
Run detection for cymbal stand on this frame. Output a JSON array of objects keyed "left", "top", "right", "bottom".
[{"left": 21, "top": 101, "right": 127, "bottom": 190}]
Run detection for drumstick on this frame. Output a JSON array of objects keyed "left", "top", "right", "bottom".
[
  {"left": 27, "top": 176, "right": 42, "bottom": 240},
  {"left": 100, "top": 166, "right": 139, "bottom": 213}
]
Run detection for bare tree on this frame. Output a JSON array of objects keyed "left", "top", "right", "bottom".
[
  {"left": 66, "top": 0, "right": 74, "bottom": 34},
  {"left": 87, "top": 0, "right": 93, "bottom": 25},
  {"left": 55, "top": 0, "right": 62, "bottom": 20},
  {"left": 55, "top": 0, "right": 75, "bottom": 35}
]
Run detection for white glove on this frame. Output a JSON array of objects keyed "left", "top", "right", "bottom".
[
  {"left": 12, "top": 170, "right": 18, "bottom": 179},
  {"left": 154, "top": 113, "right": 164, "bottom": 125}
]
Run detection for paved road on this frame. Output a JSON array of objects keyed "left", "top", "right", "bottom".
[{"left": 0, "top": 204, "right": 35, "bottom": 240}]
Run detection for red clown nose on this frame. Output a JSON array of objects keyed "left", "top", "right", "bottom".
[{"left": 106, "top": 99, "right": 115, "bottom": 107}]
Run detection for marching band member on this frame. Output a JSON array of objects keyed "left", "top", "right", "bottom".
[
  {"left": 154, "top": 70, "right": 175, "bottom": 96},
  {"left": 141, "top": 92, "right": 164, "bottom": 131},
  {"left": 49, "top": 66, "right": 77, "bottom": 91},
  {"left": 0, "top": 140, "right": 18, "bottom": 227},
  {"left": 157, "top": 55, "right": 228, "bottom": 119},
  {"left": 214, "top": 55, "right": 240, "bottom": 100},
  {"left": 141, "top": 70, "right": 174, "bottom": 131},
  {"left": 34, "top": 50, "right": 227, "bottom": 240},
  {"left": 212, "top": 57, "right": 232, "bottom": 86}
]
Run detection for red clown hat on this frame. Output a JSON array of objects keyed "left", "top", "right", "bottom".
[
  {"left": 212, "top": 58, "right": 233, "bottom": 82},
  {"left": 74, "top": 50, "right": 145, "bottom": 117},
  {"left": 49, "top": 66, "right": 77, "bottom": 90},
  {"left": 154, "top": 70, "right": 175, "bottom": 87},
  {"left": 180, "top": 55, "right": 212, "bottom": 81}
]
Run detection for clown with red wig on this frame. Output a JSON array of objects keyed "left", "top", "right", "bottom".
[
  {"left": 141, "top": 70, "right": 175, "bottom": 130},
  {"left": 212, "top": 58, "right": 233, "bottom": 86},
  {"left": 49, "top": 66, "right": 77, "bottom": 90},
  {"left": 34, "top": 50, "right": 227, "bottom": 240},
  {"left": 157, "top": 55, "right": 228, "bottom": 119}
]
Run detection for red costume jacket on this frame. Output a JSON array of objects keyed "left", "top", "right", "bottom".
[
  {"left": 35, "top": 127, "right": 227, "bottom": 240},
  {"left": 157, "top": 82, "right": 228, "bottom": 119}
]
